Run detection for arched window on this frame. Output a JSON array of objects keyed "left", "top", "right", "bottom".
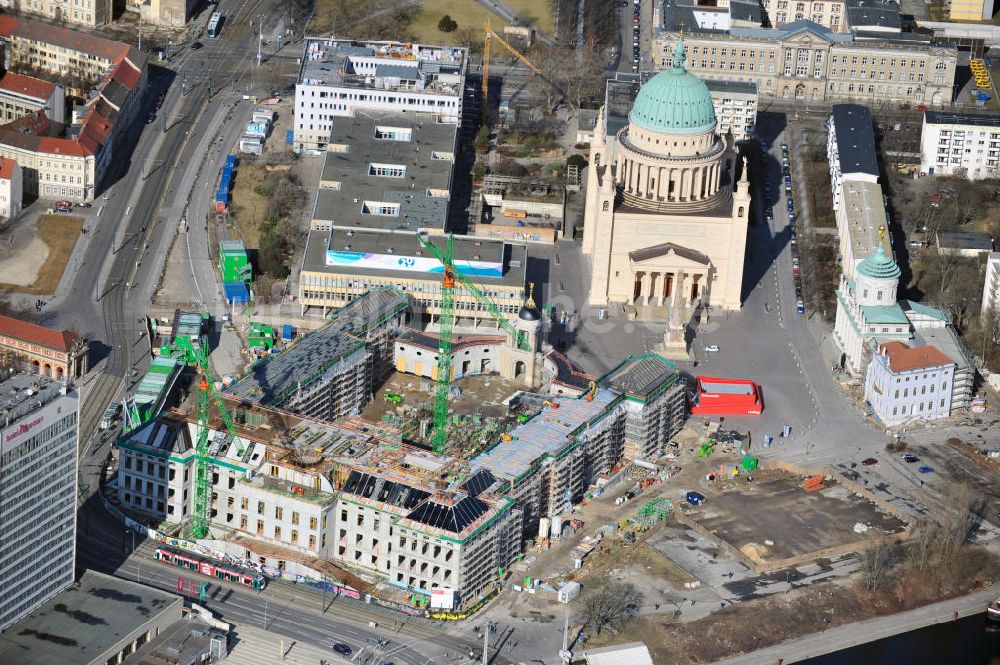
[
  {"left": 738, "top": 206, "right": 745, "bottom": 218},
  {"left": 602, "top": 200, "right": 610, "bottom": 212}
]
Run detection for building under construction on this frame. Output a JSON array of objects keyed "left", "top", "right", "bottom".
[
  {"left": 116, "top": 400, "right": 520, "bottom": 608},
  {"left": 225, "top": 287, "right": 407, "bottom": 421},
  {"left": 473, "top": 355, "right": 686, "bottom": 538}
]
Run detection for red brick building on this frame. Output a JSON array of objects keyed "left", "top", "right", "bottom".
[{"left": 0, "top": 315, "right": 88, "bottom": 380}]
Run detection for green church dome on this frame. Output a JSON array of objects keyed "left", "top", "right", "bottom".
[
  {"left": 857, "top": 244, "right": 901, "bottom": 281},
  {"left": 629, "top": 41, "right": 717, "bottom": 135}
]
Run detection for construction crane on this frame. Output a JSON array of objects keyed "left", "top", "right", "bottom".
[
  {"left": 190, "top": 348, "right": 243, "bottom": 539},
  {"left": 418, "top": 233, "right": 533, "bottom": 453},
  {"left": 482, "top": 20, "right": 562, "bottom": 112}
]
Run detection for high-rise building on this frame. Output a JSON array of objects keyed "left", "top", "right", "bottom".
[{"left": 0, "top": 372, "right": 78, "bottom": 631}]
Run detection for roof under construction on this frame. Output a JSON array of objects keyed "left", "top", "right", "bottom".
[{"left": 226, "top": 287, "right": 407, "bottom": 405}]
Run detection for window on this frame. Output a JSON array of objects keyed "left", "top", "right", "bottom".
[
  {"left": 257, "top": 501, "right": 265, "bottom": 514},
  {"left": 292, "top": 511, "right": 299, "bottom": 525},
  {"left": 241, "top": 497, "right": 248, "bottom": 510},
  {"left": 291, "top": 530, "right": 299, "bottom": 544},
  {"left": 275, "top": 506, "right": 283, "bottom": 520},
  {"left": 309, "top": 534, "right": 317, "bottom": 548},
  {"left": 368, "top": 163, "right": 406, "bottom": 178},
  {"left": 257, "top": 519, "right": 265, "bottom": 535},
  {"left": 362, "top": 201, "right": 399, "bottom": 216},
  {"left": 275, "top": 526, "right": 282, "bottom": 539},
  {"left": 240, "top": 515, "right": 248, "bottom": 529},
  {"left": 310, "top": 516, "right": 318, "bottom": 530}
]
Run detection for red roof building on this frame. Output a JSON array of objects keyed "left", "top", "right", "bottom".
[
  {"left": 0, "top": 72, "right": 57, "bottom": 102},
  {"left": 0, "top": 157, "right": 18, "bottom": 181},
  {"left": 0, "top": 315, "right": 88, "bottom": 379}
]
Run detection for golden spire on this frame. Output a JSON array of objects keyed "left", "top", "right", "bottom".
[
  {"left": 878, "top": 225, "right": 885, "bottom": 241},
  {"left": 679, "top": 20, "right": 685, "bottom": 41},
  {"left": 525, "top": 282, "right": 536, "bottom": 309}
]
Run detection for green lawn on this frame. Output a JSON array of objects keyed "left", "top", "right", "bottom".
[
  {"left": 502, "top": 0, "right": 556, "bottom": 35},
  {"left": 408, "top": 0, "right": 508, "bottom": 43}
]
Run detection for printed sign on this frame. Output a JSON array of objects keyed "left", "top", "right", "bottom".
[{"left": 325, "top": 251, "right": 503, "bottom": 278}]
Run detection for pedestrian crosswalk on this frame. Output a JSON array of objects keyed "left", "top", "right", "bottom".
[{"left": 224, "top": 625, "right": 349, "bottom": 665}]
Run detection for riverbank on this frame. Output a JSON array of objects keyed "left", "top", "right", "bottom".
[{"left": 709, "top": 587, "right": 998, "bottom": 665}]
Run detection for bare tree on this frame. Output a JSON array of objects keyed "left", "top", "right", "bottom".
[
  {"left": 580, "top": 580, "right": 642, "bottom": 636},
  {"left": 860, "top": 532, "right": 895, "bottom": 593}
]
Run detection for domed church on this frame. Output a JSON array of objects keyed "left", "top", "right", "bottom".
[{"left": 582, "top": 40, "right": 750, "bottom": 319}]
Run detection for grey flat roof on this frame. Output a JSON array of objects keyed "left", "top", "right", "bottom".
[
  {"left": 936, "top": 230, "right": 993, "bottom": 250},
  {"left": 0, "top": 571, "right": 182, "bottom": 665},
  {"left": 846, "top": 0, "right": 901, "bottom": 30},
  {"left": 301, "top": 228, "right": 528, "bottom": 287},
  {"left": 730, "top": 0, "right": 763, "bottom": 23},
  {"left": 925, "top": 111, "right": 1000, "bottom": 128},
  {"left": 912, "top": 325, "right": 975, "bottom": 372},
  {"left": 831, "top": 104, "right": 880, "bottom": 177},
  {"left": 0, "top": 372, "right": 67, "bottom": 430},
  {"left": 227, "top": 287, "right": 408, "bottom": 405},
  {"left": 315, "top": 111, "right": 456, "bottom": 231},
  {"left": 298, "top": 39, "right": 465, "bottom": 94}
]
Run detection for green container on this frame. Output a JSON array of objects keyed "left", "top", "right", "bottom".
[{"left": 741, "top": 456, "right": 759, "bottom": 472}]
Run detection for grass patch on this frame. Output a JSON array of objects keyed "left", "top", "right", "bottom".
[
  {"left": 0, "top": 215, "right": 83, "bottom": 294},
  {"left": 230, "top": 162, "right": 268, "bottom": 248},
  {"left": 502, "top": 0, "right": 555, "bottom": 34},
  {"left": 409, "top": 0, "right": 508, "bottom": 43}
]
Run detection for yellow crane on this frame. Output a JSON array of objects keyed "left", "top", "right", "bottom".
[{"left": 482, "top": 20, "right": 554, "bottom": 111}]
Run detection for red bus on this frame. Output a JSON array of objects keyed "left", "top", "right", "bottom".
[{"left": 153, "top": 547, "right": 266, "bottom": 590}]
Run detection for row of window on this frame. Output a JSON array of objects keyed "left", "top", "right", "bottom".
[{"left": 890, "top": 400, "right": 945, "bottom": 416}]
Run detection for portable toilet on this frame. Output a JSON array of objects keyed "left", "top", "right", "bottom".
[{"left": 685, "top": 491, "right": 705, "bottom": 506}]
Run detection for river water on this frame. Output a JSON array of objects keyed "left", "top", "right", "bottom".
[{"left": 800, "top": 614, "right": 1000, "bottom": 665}]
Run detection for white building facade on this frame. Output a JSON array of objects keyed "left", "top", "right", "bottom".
[
  {"left": 293, "top": 40, "right": 466, "bottom": 152},
  {"left": 865, "top": 341, "right": 955, "bottom": 427},
  {"left": 920, "top": 111, "right": 1000, "bottom": 179},
  {"left": 0, "top": 374, "right": 78, "bottom": 631},
  {"left": 0, "top": 157, "right": 22, "bottom": 219},
  {"left": 983, "top": 252, "right": 1000, "bottom": 319}
]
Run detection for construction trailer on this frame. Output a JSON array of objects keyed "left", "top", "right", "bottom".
[
  {"left": 219, "top": 240, "right": 251, "bottom": 283},
  {"left": 123, "top": 357, "right": 184, "bottom": 432},
  {"left": 689, "top": 376, "right": 763, "bottom": 416}
]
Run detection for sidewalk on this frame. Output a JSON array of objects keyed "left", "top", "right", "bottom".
[{"left": 708, "top": 587, "right": 997, "bottom": 665}]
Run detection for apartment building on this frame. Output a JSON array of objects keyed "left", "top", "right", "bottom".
[
  {"left": 764, "top": 0, "right": 848, "bottom": 32},
  {"left": 653, "top": 21, "right": 956, "bottom": 105},
  {"left": 0, "top": 0, "right": 113, "bottom": 27},
  {"left": 0, "top": 72, "right": 64, "bottom": 124},
  {"left": 0, "top": 16, "right": 148, "bottom": 201},
  {"left": 0, "top": 157, "right": 22, "bottom": 218},
  {"left": 920, "top": 112, "right": 1000, "bottom": 179},
  {"left": 293, "top": 39, "right": 467, "bottom": 152},
  {"left": 864, "top": 341, "right": 956, "bottom": 427},
  {"left": 826, "top": 104, "right": 891, "bottom": 279},
  {"left": 0, "top": 372, "right": 78, "bottom": 631},
  {"left": 227, "top": 287, "right": 407, "bottom": 421}
]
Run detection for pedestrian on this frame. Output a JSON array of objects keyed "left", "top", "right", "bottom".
[
  {"left": 720, "top": 602, "right": 725, "bottom": 609},
  {"left": 655, "top": 603, "right": 660, "bottom": 610}
]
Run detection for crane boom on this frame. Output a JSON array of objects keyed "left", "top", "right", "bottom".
[
  {"left": 190, "top": 347, "right": 243, "bottom": 539},
  {"left": 483, "top": 20, "right": 562, "bottom": 111},
  {"left": 432, "top": 236, "right": 456, "bottom": 454},
  {"left": 418, "top": 233, "right": 531, "bottom": 352}
]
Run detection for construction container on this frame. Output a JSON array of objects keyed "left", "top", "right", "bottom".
[
  {"left": 685, "top": 491, "right": 705, "bottom": 506},
  {"left": 557, "top": 582, "right": 581, "bottom": 604},
  {"left": 219, "top": 240, "right": 250, "bottom": 283},
  {"left": 223, "top": 281, "right": 250, "bottom": 304},
  {"left": 281, "top": 324, "right": 294, "bottom": 341},
  {"left": 245, "top": 122, "right": 268, "bottom": 138},
  {"left": 741, "top": 456, "right": 758, "bottom": 472}
]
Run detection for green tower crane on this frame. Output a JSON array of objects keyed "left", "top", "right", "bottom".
[
  {"left": 417, "top": 233, "right": 534, "bottom": 453},
  {"left": 190, "top": 350, "right": 244, "bottom": 539}
]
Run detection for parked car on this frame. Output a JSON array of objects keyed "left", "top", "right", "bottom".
[
  {"left": 75, "top": 201, "right": 92, "bottom": 208},
  {"left": 918, "top": 465, "right": 934, "bottom": 474},
  {"left": 861, "top": 457, "right": 879, "bottom": 466},
  {"left": 155, "top": 94, "right": 165, "bottom": 110},
  {"left": 55, "top": 200, "right": 71, "bottom": 208},
  {"left": 902, "top": 453, "right": 919, "bottom": 463},
  {"left": 146, "top": 112, "right": 156, "bottom": 124},
  {"left": 333, "top": 644, "right": 352, "bottom": 655},
  {"left": 703, "top": 344, "right": 720, "bottom": 353}
]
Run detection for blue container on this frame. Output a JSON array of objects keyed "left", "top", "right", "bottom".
[
  {"left": 286, "top": 129, "right": 294, "bottom": 145},
  {"left": 223, "top": 281, "right": 250, "bottom": 304},
  {"left": 685, "top": 491, "right": 705, "bottom": 506},
  {"left": 281, "top": 324, "right": 294, "bottom": 341}
]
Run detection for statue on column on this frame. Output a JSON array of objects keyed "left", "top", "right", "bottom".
[{"left": 659, "top": 269, "right": 688, "bottom": 359}]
